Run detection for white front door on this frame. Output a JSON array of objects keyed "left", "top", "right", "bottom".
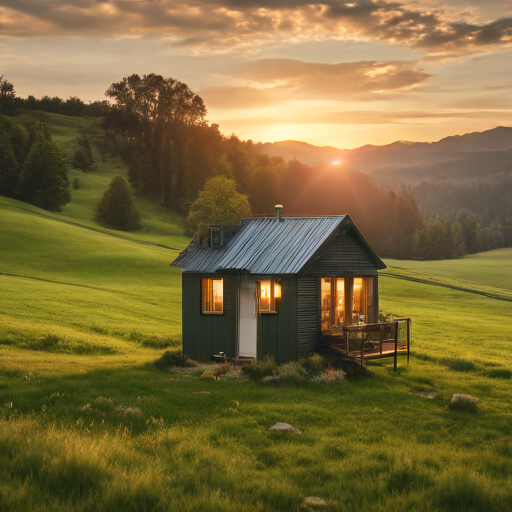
[{"left": 239, "top": 276, "right": 257, "bottom": 358}]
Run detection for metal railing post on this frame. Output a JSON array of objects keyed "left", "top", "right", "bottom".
[
  {"left": 394, "top": 321, "right": 399, "bottom": 371},
  {"left": 407, "top": 319, "right": 410, "bottom": 364}
]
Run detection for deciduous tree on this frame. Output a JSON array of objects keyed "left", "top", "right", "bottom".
[
  {"left": 104, "top": 74, "right": 206, "bottom": 212},
  {"left": 185, "top": 176, "right": 251, "bottom": 235}
]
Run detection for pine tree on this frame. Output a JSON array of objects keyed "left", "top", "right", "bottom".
[
  {"left": 0, "top": 125, "right": 20, "bottom": 198},
  {"left": 17, "top": 124, "right": 70, "bottom": 211},
  {"left": 95, "top": 175, "right": 142, "bottom": 231},
  {"left": 71, "top": 135, "right": 95, "bottom": 172},
  {"left": 7, "top": 121, "right": 29, "bottom": 166}
]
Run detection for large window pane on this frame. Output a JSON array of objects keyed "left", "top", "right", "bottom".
[
  {"left": 321, "top": 278, "right": 332, "bottom": 331},
  {"left": 352, "top": 277, "right": 373, "bottom": 323},
  {"left": 335, "top": 278, "right": 345, "bottom": 326},
  {"left": 202, "top": 278, "right": 223, "bottom": 313},
  {"left": 352, "top": 277, "right": 365, "bottom": 323},
  {"left": 259, "top": 280, "right": 271, "bottom": 312}
]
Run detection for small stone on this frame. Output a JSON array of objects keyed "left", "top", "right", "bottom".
[
  {"left": 304, "top": 496, "right": 329, "bottom": 507},
  {"left": 412, "top": 391, "right": 436, "bottom": 399},
  {"left": 268, "top": 422, "right": 301, "bottom": 434},
  {"left": 451, "top": 394, "right": 480, "bottom": 405}
]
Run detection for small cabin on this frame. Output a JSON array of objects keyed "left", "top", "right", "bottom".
[{"left": 172, "top": 208, "right": 410, "bottom": 366}]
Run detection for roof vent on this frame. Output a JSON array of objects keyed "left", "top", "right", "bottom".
[{"left": 275, "top": 204, "right": 283, "bottom": 222}]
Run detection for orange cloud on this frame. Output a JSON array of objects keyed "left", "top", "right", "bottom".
[
  {"left": 0, "top": 0, "right": 511, "bottom": 57},
  {"left": 234, "top": 59, "right": 432, "bottom": 97}
]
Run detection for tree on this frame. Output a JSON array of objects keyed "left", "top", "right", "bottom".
[
  {"left": 104, "top": 74, "right": 206, "bottom": 211},
  {"left": 450, "top": 220, "right": 467, "bottom": 258},
  {"left": 71, "top": 135, "right": 95, "bottom": 172},
  {"left": 95, "top": 175, "right": 142, "bottom": 231},
  {"left": 185, "top": 176, "right": 251, "bottom": 235},
  {"left": 0, "top": 76, "right": 16, "bottom": 115},
  {"left": 0, "top": 125, "right": 20, "bottom": 198},
  {"left": 17, "top": 123, "right": 70, "bottom": 211}
]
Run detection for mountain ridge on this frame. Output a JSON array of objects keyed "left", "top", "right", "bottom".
[{"left": 258, "top": 126, "right": 512, "bottom": 170}]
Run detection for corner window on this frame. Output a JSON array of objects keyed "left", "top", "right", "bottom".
[
  {"left": 258, "top": 278, "right": 281, "bottom": 313},
  {"left": 202, "top": 278, "right": 223, "bottom": 314},
  {"left": 321, "top": 276, "right": 373, "bottom": 329}
]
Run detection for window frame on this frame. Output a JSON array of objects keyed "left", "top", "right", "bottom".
[
  {"left": 210, "top": 228, "right": 221, "bottom": 247},
  {"left": 201, "top": 277, "right": 224, "bottom": 315},
  {"left": 320, "top": 276, "right": 373, "bottom": 330},
  {"left": 257, "top": 277, "right": 281, "bottom": 314}
]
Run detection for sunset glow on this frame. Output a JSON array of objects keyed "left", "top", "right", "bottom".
[{"left": 1, "top": 0, "right": 511, "bottom": 148}]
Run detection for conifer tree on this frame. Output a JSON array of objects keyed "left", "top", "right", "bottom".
[
  {"left": 17, "top": 123, "right": 70, "bottom": 211},
  {"left": 0, "top": 125, "right": 20, "bottom": 198},
  {"left": 71, "top": 135, "right": 95, "bottom": 172},
  {"left": 95, "top": 175, "right": 142, "bottom": 231}
]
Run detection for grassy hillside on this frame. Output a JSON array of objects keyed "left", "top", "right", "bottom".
[
  {"left": 1, "top": 112, "right": 511, "bottom": 511},
  {"left": 385, "top": 249, "right": 512, "bottom": 292},
  {"left": 13, "top": 110, "right": 187, "bottom": 246}
]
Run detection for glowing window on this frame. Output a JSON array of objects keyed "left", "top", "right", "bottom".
[
  {"left": 202, "top": 278, "right": 223, "bottom": 314},
  {"left": 321, "top": 278, "right": 332, "bottom": 331},
  {"left": 335, "top": 278, "right": 345, "bottom": 326},
  {"left": 351, "top": 276, "right": 373, "bottom": 323},
  {"left": 258, "top": 278, "right": 281, "bottom": 313}
]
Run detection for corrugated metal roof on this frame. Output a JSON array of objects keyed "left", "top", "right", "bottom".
[{"left": 171, "top": 216, "right": 346, "bottom": 274}]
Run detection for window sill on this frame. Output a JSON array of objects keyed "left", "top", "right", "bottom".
[
  {"left": 201, "top": 311, "right": 224, "bottom": 315},
  {"left": 260, "top": 311, "right": 278, "bottom": 315}
]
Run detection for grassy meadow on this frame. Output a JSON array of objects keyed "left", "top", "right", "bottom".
[{"left": 1, "top": 111, "right": 512, "bottom": 511}]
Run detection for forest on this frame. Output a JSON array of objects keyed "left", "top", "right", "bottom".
[{"left": 1, "top": 73, "right": 509, "bottom": 260}]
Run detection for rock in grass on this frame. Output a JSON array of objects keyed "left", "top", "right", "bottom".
[
  {"left": 304, "top": 496, "right": 329, "bottom": 506},
  {"left": 412, "top": 391, "right": 436, "bottom": 399},
  {"left": 268, "top": 422, "right": 301, "bottom": 434},
  {"left": 449, "top": 394, "right": 480, "bottom": 412}
]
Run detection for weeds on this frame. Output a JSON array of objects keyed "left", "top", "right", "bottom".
[
  {"left": 0, "top": 330, "right": 115, "bottom": 355},
  {"left": 128, "top": 330, "right": 180, "bottom": 349},
  {"left": 154, "top": 350, "right": 189, "bottom": 368},
  {"left": 241, "top": 355, "right": 277, "bottom": 380}
]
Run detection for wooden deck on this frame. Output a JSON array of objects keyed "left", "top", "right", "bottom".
[{"left": 322, "top": 318, "right": 411, "bottom": 374}]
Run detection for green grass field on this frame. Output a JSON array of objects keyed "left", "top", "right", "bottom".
[{"left": 1, "top": 111, "right": 511, "bottom": 511}]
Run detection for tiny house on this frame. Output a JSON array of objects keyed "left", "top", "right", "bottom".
[{"left": 172, "top": 207, "right": 410, "bottom": 365}]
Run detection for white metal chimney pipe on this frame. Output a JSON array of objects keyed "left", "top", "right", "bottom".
[{"left": 275, "top": 204, "right": 283, "bottom": 221}]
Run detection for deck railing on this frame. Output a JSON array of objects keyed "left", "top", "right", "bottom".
[{"left": 323, "top": 318, "right": 411, "bottom": 373}]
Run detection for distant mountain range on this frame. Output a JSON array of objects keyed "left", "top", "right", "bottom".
[{"left": 257, "top": 126, "right": 512, "bottom": 184}]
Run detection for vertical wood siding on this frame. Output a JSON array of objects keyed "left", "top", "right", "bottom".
[
  {"left": 297, "top": 276, "right": 318, "bottom": 355},
  {"left": 258, "top": 275, "right": 298, "bottom": 364},
  {"left": 305, "top": 232, "right": 378, "bottom": 275},
  {"left": 182, "top": 273, "right": 237, "bottom": 361}
]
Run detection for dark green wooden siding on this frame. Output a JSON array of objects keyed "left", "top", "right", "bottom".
[
  {"left": 182, "top": 273, "right": 237, "bottom": 361},
  {"left": 297, "top": 276, "right": 318, "bottom": 355},
  {"left": 305, "top": 232, "right": 378, "bottom": 275},
  {"left": 258, "top": 275, "right": 298, "bottom": 364}
]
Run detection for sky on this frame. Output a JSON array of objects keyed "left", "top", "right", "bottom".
[{"left": 1, "top": 0, "right": 511, "bottom": 148}]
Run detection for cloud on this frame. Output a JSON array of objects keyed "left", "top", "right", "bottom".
[
  {"left": 234, "top": 58, "right": 431, "bottom": 97},
  {"left": 1, "top": 0, "right": 512, "bottom": 57},
  {"left": 199, "top": 85, "right": 278, "bottom": 108}
]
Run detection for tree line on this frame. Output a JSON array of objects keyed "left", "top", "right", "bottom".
[
  {"left": 1, "top": 75, "right": 108, "bottom": 117},
  {"left": 4, "top": 72, "right": 506, "bottom": 260},
  {"left": 410, "top": 181, "right": 512, "bottom": 249}
]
